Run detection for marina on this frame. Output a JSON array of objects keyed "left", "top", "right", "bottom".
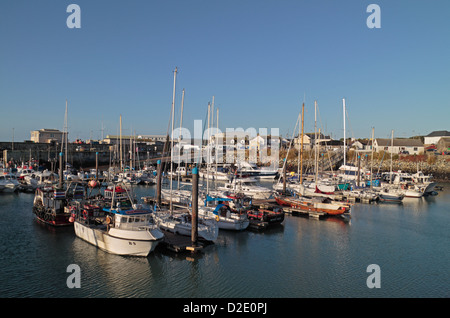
[
  {"left": 0, "top": 178, "right": 448, "bottom": 298},
  {"left": 1, "top": 1, "right": 449, "bottom": 304}
]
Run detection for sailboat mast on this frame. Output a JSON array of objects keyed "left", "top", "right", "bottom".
[
  {"left": 120, "top": 115, "right": 123, "bottom": 172},
  {"left": 343, "top": 98, "right": 346, "bottom": 167},
  {"left": 65, "top": 99, "right": 68, "bottom": 169},
  {"left": 390, "top": 129, "right": 394, "bottom": 184},
  {"left": 216, "top": 107, "right": 219, "bottom": 179},
  {"left": 297, "top": 109, "right": 301, "bottom": 179},
  {"left": 370, "top": 127, "right": 374, "bottom": 189},
  {"left": 170, "top": 67, "right": 178, "bottom": 214},
  {"left": 314, "top": 100, "right": 317, "bottom": 184},
  {"left": 300, "top": 103, "right": 304, "bottom": 185},
  {"left": 178, "top": 88, "right": 185, "bottom": 189},
  {"left": 206, "top": 102, "right": 210, "bottom": 195}
]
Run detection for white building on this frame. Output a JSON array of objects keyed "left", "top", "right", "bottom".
[
  {"left": 373, "top": 138, "right": 424, "bottom": 155},
  {"left": 424, "top": 131, "right": 450, "bottom": 145},
  {"left": 30, "top": 129, "right": 68, "bottom": 143}
]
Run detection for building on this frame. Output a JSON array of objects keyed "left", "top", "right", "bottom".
[
  {"left": 424, "top": 130, "right": 450, "bottom": 145},
  {"left": 294, "top": 133, "right": 330, "bottom": 150},
  {"left": 30, "top": 129, "right": 68, "bottom": 143},
  {"left": 436, "top": 137, "right": 450, "bottom": 153},
  {"left": 350, "top": 139, "right": 372, "bottom": 151},
  {"left": 373, "top": 138, "right": 424, "bottom": 155},
  {"left": 102, "top": 135, "right": 168, "bottom": 145}
]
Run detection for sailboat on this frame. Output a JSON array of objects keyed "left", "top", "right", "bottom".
[
  {"left": 375, "top": 130, "right": 405, "bottom": 203},
  {"left": 153, "top": 68, "right": 218, "bottom": 242},
  {"left": 274, "top": 99, "right": 351, "bottom": 217},
  {"left": 274, "top": 192, "right": 351, "bottom": 216},
  {"left": 198, "top": 195, "right": 250, "bottom": 231}
]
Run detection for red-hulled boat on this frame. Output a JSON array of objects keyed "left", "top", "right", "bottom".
[
  {"left": 274, "top": 193, "right": 350, "bottom": 216},
  {"left": 32, "top": 183, "right": 85, "bottom": 226}
]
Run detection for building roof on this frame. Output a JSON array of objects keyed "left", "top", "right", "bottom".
[
  {"left": 375, "top": 138, "right": 423, "bottom": 147},
  {"left": 32, "top": 128, "right": 63, "bottom": 132},
  {"left": 437, "top": 137, "right": 450, "bottom": 144},
  {"left": 425, "top": 130, "right": 450, "bottom": 137}
]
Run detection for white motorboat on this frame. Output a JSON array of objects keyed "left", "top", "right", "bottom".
[
  {"left": 161, "top": 189, "right": 192, "bottom": 205},
  {"left": 411, "top": 171, "right": 437, "bottom": 194},
  {"left": 199, "top": 166, "right": 231, "bottom": 181},
  {"left": 24, "top": 170, "right": 58, "bottom": 188},
  {"left": 218, "top": 178, "right": 273, "bottom": 200},
  {"left": 71, "top": 185, "right": 164, "bottom": 257},
  {"left": 377, "top": 187, "right": 404, "bottom": 202},
  {"left": 343, "top": 188, "right": 378, "bottom": 201},
  {"left": 0, "top": 171, "right": 20, "bottom": 193},
  {"left": 236, "top": 161, "right": 278, "bottom": 180}
]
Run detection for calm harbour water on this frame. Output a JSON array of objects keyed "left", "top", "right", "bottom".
[{"left": 1, "top": 181, "right": 449, "bottom": 298}]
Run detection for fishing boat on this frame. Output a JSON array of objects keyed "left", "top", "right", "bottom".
[
  {"left": 274, "top": 192, "right": 351, "bottom": 217},
  {"left": 247, "top": 205, "right": 285, "bottom": 226},
  {"left": 32, "top": 182, "right": 85, "bottom": 226},
  {"left": 71, "top": 185, "right": 164, "bottom": 257}
]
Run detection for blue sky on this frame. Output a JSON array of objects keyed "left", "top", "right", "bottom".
[{"left": 1, "top": 0, "right": 449, "bottom": 142}]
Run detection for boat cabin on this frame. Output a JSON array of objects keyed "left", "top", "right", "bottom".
[{"left": 104, "top": 186, "right": 129, "bottom": 200}]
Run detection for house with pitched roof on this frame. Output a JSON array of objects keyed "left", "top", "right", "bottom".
[
  {"left": 373, "top": 138, "right": 424, "bottom": 155},
  {"left": 424, "top": 130, "right": 450, "bottom": 145}
]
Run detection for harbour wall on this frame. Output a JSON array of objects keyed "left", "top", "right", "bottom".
[
  {"left": 0, "top": 141, "right": 164, "bottom": 169},
  {"left": 282, "top": 151, "right": 450, "bottom": 182}
]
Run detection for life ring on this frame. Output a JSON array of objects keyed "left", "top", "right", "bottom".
[
  {"left": 215, "top": 215, "right": 220, "bottom": 222},
  {"left": 82, "top": 210, "right": 88, "bottom": 220},
  {"left": 106, "top": 215, "right": 111, "bottom": 224}
]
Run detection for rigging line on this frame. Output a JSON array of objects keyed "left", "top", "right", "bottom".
[
  {"left": 196, "top": 105, "right": 210, "bottom": 165},
  {"left": 345, "top": 105, "right": 355, "bottom": 141},
  {"left": 315, "top": 102, "right": 334, "bottom": 174},
  {"left": 277, "top": 108, "right": 301, "bottom": 183}
]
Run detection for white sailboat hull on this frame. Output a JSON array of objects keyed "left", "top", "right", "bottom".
[
  {"left": 199, "top": 208, "right": 249, "bottom": 231},
  {"left": 155, "top": 213, "right": 219, "bottom": 242}
]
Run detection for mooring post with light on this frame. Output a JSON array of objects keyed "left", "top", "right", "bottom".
[{"left": 156, "top": 159, "right": 162, "bottom": 206}]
